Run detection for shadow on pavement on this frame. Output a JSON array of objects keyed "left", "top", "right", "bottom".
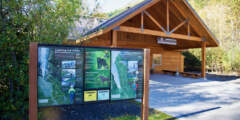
[
  {"left": 166, "top": 107, "right": 221, "bottom": 120},
  {"left": 206, "top": 73, "right": 240, "bottom": 82}
]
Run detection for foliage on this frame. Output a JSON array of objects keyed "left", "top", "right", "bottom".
[
  {"left": 0, "top": 0, "right": 82, "bottom": 119},
  {"left": 182, "top": 51, "right": 201, "bottom": 72},
  {"left": 108, "top": 0, "right": 144, "bottom": 18},
  {"left": 110, "top": 109, "right": 175, "bottom": 120},
  {"left": 187, "top": 0, "right": 240, "bottom": 74}
]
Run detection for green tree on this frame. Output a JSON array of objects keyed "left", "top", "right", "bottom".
[
  {"left": 0, "top": 0, "right": 82, "bottom": 119},
  {"left": 186, "top": 0, "right": 240, "bottom": 74}
]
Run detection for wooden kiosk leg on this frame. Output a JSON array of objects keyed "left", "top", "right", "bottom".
[
  {"left": 29, "top": 43, "right": 38, "bottom": 120},
  {"left": 141, "top": 49, "right": 150, "bottom": 120}
]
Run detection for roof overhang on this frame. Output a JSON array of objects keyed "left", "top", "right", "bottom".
[{"left": 75, "top": 0, "right": 219, "bottom": 49}]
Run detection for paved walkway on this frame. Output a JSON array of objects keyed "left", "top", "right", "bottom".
[{"left": 149, "top": 74, "right": 240, "bottom": 120}]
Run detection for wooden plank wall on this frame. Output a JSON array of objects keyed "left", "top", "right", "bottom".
[
  {"left": 80, "top": 31, "right": 184, "bottom": 73},
  {"left": 152, "top": 50, "right": 184, "bottom": 73}
]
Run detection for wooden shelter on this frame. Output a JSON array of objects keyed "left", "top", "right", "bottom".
[{"left": 69, "top": 0, "right": 219, "bottom": 78}]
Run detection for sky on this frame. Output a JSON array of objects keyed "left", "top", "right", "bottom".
[{"left": 84, "top": 0, "right": 142, "bottom": 13}]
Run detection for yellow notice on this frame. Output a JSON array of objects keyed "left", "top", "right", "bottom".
[{"left": 84, "top": 90, "right": 97, "bottom": 102}]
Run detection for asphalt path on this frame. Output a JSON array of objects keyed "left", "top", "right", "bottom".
[{"left": 149, "top": 74, "right": 240, "bottom": 120}]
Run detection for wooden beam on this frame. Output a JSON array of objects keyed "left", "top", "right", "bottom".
[
  {"left": 188, "top": 22, "right": 190, "bottom": 37},
  {"left": 112, "top": 30, "right": 118, "bottom": 47},
  {"left": 171, "top": 1, "right": 203, "bottom": 37},
  {"left": 29, "top": 42, "right": 38, "bottom": 120},
  {"left": 144, "top": 11, "right": 167, "bottom": 33},
  {"left": 141, "top": 12, "right": 144, "bottom": 32},
  {"left": 167, "top": 0, "right": 169, "bottom": 32},
  {"left": 141, "top": 49, "right": 150, "bottom": 120},
  {"left": 118, "top": 26, "right": 202, "bottom": 41},
  {"left": 201, "top": 41, "right": 206, "bottom": 78},
  {"left": 169, "top": 19, "right": 188, "bottom": 34}
]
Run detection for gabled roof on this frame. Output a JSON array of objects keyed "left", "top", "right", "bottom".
[{"left": 79, "top": 0, "right": 219, "bottom": 48}]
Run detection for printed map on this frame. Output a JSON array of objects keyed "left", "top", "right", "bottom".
[{"left": 111, "top": 50, "right": 143, "bottom": 100}]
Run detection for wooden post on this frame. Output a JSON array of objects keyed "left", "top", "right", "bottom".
[
  {"left": 142, "top": 49, "right": 150, "bottom": 120},
  {"left": 141, "top": 12, "right": 144, "bottom": 32},
  {"left": 112, "top": 30, "right": 118, "bottom": 47},
  {"left": 29, "top": 42, "right": 38, "bottom": 120},
  {"left": 188, "top": 22, "right": 190, "bottom": 37},
  {"left": 167, "top": 0, "right": 169, "bottom": 32},
  {"left": 201, "top": 41, "right": 206, "bottom": 78}
]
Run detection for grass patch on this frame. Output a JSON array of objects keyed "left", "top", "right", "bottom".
[{"left": 110, "top": 108, "right": 176, "bottom": 120}]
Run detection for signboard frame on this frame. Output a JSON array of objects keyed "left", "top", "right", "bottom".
[{"left": 29, "top": 43, "right": 149, "bottom": 120}]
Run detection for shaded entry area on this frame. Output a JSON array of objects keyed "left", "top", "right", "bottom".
[{"left": 149, "top": 74, "right": 240, "bottom": 119}]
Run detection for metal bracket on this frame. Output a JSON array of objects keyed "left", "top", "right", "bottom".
[
  {"left": 113, "top": 26, "right": 120, "bottom": 31},
  {"left": 201, "top": 37, "right": 206, "bottom": 42}
]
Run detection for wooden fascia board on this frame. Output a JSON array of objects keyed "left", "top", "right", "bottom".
[
  {"left": 182, "top": 0, "right": 219, "bottom": 47},
  {"left": 102, "top": 0, "right": 161, "bottom": 34},
  {"left": 75, "top": 0, "right": 161, "bottom": 44},
  {"left": 118, "top": 26, "right": 202, "bottom": 41},
  {"left": 76, "top": 30, "right": 104, "bottom": 44},
  {"left": 172, "top": 0, "right": 219, "bottom": 47}
]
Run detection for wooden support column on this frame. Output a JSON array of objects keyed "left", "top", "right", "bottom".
[
  {"left": 112, "top": 30, "right": 118, "bottom": 47},
  {"left": 188, "top": 22, "right": 190, "bottom": 37},
  {"left": 141, "top": 12, "right": 144, "bottom": 32},
  {"left": 142, "top": 49, "right": 150, "bottom": 120},
  {"left": 29, "top": 42, "right": 38, "bottom": 120},
  {"left": 167, "top": 0, "right": 169, "bottom": 32},
  {"left": 201, "top": 41, "right": 206, "bottom": 78}
]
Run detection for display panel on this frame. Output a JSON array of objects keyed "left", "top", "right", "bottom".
[
  {"left": 111, "top": 50, "right": 144, "bottom": 100},
  {"left": 85, "top": 48, "right": 111, "bottom": 89},
  {"left": 38, "top": 46, "right": 84, "bottom": 107},
  {"left": 37, "top": 44, "right": 144, "bottom": 107}
]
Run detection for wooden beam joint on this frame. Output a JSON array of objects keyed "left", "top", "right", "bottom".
[
  {"left": 169, "top": 19, "right": 188, "bottom": 34},
  {"left": 144, "top": 10, "right": 168, "bottom": 33}
]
